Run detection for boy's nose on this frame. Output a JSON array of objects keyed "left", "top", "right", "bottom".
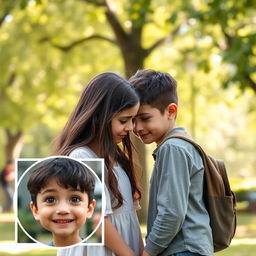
[
  {"left": 133, "top": 121, "right": 142, "bottom": 134},
  {"left": 56, "top": 202, "right": 70, "bottom": 215}
]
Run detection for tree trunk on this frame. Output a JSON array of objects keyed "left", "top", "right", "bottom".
[
  {"left": 123, "top": 53, "right": 148, "bottom": 224},
  {"left": 4, "top": 129, "right": 24, "bottom": 161}
]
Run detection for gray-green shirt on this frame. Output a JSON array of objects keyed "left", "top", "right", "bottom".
[{"left": 145, "top": 127, "right": 213, "bottom": 256}]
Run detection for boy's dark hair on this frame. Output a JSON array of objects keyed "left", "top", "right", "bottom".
[
  {"left": 27, "top": 158, "right": 96, "bottom": 208},
  {"left": 129, "top": 69, "right": 178, "bottom": 113}
]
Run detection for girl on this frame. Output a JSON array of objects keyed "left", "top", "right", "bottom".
[{"left": 53, "top": 72, "right": 143, "bottom": 256}]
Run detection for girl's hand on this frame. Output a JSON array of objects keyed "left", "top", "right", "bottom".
[
  {"left": 104, "top": 218, "right": 136, "bottom": 256},
  {"left": 142, "top": 250, "right": 152, "bottom": 256}
]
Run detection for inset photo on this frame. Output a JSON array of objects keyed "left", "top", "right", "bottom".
[{"left": 16, "top": 156, "right": 104, "bottom": 248}]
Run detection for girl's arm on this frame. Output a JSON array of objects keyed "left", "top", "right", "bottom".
[{"left": 104, "top": 217, "right": 136, "bottom": 256}]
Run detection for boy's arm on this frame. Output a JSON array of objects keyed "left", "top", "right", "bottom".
[{"left": 145, "top": 144, "right": 191, "bottom": 255}]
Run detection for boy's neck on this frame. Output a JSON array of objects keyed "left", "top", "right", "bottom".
[
  {"left": 156, "top": 124, "right": 176, "bottom": 146},
  {"left": 53, "top": 233, "right": 82, "bottom": 247}
]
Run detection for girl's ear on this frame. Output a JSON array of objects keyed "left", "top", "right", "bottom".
[
  {"left": 86, "top": 199, "right": 96, "bottom": 219},
  {"left": 30, "top": 201, "right": 40, "bottom": 221},
  {"left": 167, "top": 103, "right": 178, "bottom": 119}
]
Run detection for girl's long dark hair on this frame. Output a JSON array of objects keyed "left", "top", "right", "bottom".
[{"left": 53, "top": 72, "right": 141, "bottom": 209}]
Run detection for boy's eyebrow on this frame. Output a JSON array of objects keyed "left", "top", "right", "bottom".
[
  {"left": 40, "top": 188, "right": 83, "bottom": 194},
  {"left": 135, "top": 112, "right": 150, "bottom": 117},
  {"left": 40, "top": 188, "right": 57, "bottom": 194}
]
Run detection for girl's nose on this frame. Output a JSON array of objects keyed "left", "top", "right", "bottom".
[{"left": 124, "top": 120, "right": 133, "bottom": 132}]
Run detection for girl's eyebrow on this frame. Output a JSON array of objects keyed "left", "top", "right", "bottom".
[{"left": 118, "top": 115, "right": 134, "bottom": 119}]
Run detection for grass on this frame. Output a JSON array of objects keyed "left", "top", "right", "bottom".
[
  {"left": 0, "top": 222, "right": 14, "bottom": 241},
  {"left": 0, "top": 249, "right": 56, "bottom": 256},
  {"left": 0, "top": 212, "right": 256, "bottom": 255}
]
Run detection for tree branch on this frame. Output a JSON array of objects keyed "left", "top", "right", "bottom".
[
  {"left": 103, "top": 0, "right": 129, "bottom": 45},
  {"left": 0, "top": 12, "right": 9, "bottom": 27},
  {"left": 221, "top": 26, "right": 233, "bottom": 50},
  {"left": 145, "top": 23, "right": 182, "bottom": 56},
  {"left": 39, "top": 35, "right": 116, "bottom": 52},
  {"left": 245, "top": 74, "right": 256, "bottom": 93},
  {"left": 81, "top": 0, "right": 105, "bottom": 6}
]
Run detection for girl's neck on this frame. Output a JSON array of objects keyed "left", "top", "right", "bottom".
[
  {"left": 87, "top": 140, "right": 101, "bottom": 156},
  {"left": 88, "top": 140, "right": 117, "bottom": 166}
]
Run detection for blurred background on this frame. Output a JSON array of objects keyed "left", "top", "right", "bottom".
[{"left": 0, "top": 0, "right": 255, "bottom": 255}]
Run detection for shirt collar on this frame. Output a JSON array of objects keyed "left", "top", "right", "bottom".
[{"left": 152, "top": 127, "right": 187, "bottom": 158}]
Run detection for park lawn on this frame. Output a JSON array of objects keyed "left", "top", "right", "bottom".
[
  {"left": 0, "top": 249, "right": 56, "bottom": 256},
  {"left": 0, "top": 212, "right": 256, "bottom": 255},
  {"left": 0, "top": 222, "right": 14, "bottom": 241},
  {"left": 214, "top": 244, "right": 256, "bottom": 256}
]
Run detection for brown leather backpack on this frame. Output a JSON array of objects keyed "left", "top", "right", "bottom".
[{"left": 164, "top": 132, "right": 237, "bottom": 252}]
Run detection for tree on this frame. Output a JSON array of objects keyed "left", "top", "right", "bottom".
[
  {"left": 1, "top": 0, "right": 255, "bottom": 222},
  {"left": 39, "top": 0, "right": 184, "bottom": 221},
  {"left": 186, "top": 0, "right": 256, "bottom": 92}
]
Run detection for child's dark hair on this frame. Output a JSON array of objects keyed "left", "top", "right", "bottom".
[
  {"left": 53, "top": 72, "right": 141, "bottom": 209},
  {"left": 129, "top": 69, "right": 178, "bottom": 113},
  {"left": 27, "top": 158, "right": 95, "bottom": 208}
]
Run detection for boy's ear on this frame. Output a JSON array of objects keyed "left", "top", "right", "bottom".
[
  {"left": 86, "top": 199, "right": 96, "bottom": 219},
  {"left": 167, "top": 103, "right": 177, "bottom": 119},
  {"left": 30, "top": 201, "right": 40, "bottom": 221}
]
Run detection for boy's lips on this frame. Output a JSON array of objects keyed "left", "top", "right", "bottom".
[
  {"left": 139, "top": 133, "right": 150, "bottom": 139},
  {"left": 52, "top": 219, "right": 74, "bottom": 224}
]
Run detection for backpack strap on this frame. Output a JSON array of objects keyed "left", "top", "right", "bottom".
[{"left": 160, "top": 132, "right": 226, "bottom": 197}]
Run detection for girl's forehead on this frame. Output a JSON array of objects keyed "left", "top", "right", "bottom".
[{"left": 115, "top": 103, "right": 140, "bottom": 117}]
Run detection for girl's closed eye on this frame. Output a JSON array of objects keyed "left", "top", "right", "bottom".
[{"left": 119, "top": 119, "right": 127, "bottom": 124}]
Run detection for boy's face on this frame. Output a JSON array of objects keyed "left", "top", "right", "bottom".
[
  {"left": 30, "top": 177, "right": 96, "bottom": 245},
  {"left": 133, "top": 104, "right": 176, "bottom": 145},
  {"left": 111, "top": 103, "right": 139, "bottom": 144}
]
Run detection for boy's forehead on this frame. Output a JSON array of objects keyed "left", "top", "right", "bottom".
[
  {"left": 136, "top": 104, "right": 159, "bottom": 115},
  {"left": 39, "top": 177, "right": 82, "bottom": 191}
]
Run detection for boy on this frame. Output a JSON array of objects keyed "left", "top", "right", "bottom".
[
  {"left": 129, "top": 70, "right": 213, "bottom": 256},
  {"left": 27, "top": 157, "right": 96, "bottom": 247}
]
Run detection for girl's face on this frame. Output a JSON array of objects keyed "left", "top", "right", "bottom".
[
  {"left": 111, "top": 103, "right": 139, "bottom": 144},
  {"left": 30, "top": 177, "right": 96, "bottom": 246}
]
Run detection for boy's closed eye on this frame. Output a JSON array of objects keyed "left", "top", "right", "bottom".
[{"left": 140, "top": 116, "right": 151, "bottom": 121}]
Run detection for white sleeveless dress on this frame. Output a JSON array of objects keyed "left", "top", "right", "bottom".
[{"left": 57, "top": 146, "right": 142, "bottom": 256}]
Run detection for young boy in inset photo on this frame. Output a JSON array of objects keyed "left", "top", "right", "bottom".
[
  {"left": 27, "top": 157, "right": 96, "bottom": 247},
  {"left": 130, "top": 70, "right": 213, "bottom": 256}
]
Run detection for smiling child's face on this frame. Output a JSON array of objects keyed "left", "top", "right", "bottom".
[{"left": 30, "top": 177, "right": 95, "bottom": 246}]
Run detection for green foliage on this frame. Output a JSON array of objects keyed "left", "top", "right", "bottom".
[
  {"left": 183, "top": 0, "right": 256, "bottom": 92},
  {"left": 0, "top": 0, "right": 255, "bottom": 178}
]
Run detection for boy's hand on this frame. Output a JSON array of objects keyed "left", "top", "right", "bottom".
[{"left": 142, "top": 250, "right": 152, "bottom": 256}]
